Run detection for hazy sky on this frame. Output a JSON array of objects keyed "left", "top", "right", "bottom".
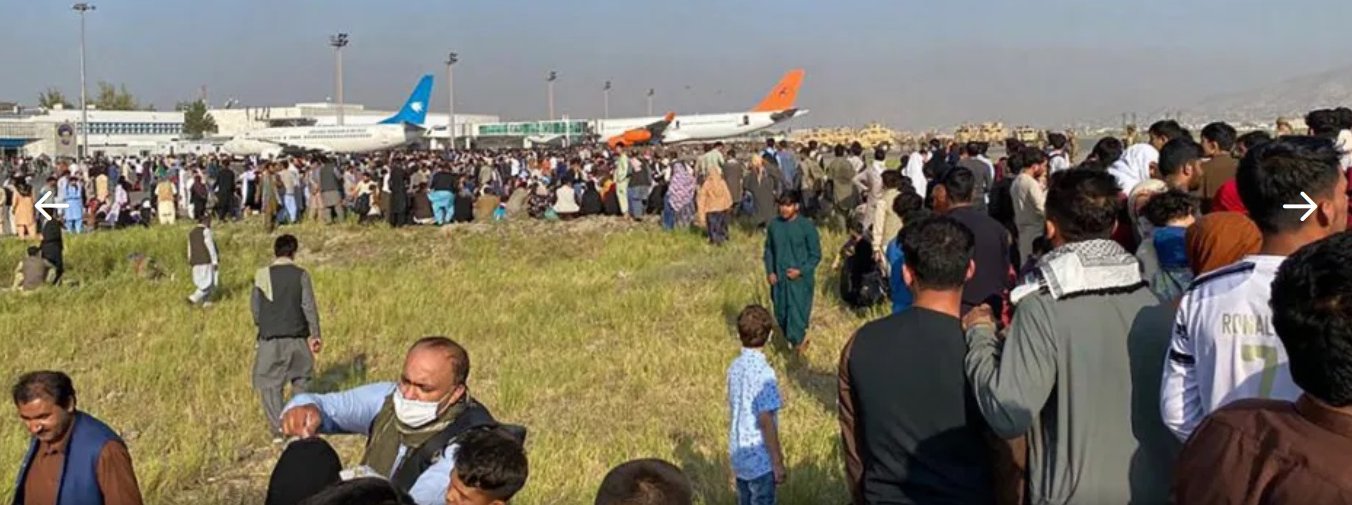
[{"left": 5, "top": 0, "right": 1352, "bottom": 129}]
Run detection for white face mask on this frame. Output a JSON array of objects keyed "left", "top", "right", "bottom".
[{"left": 392, "top": 389, "right": 446, "bottom": 428}]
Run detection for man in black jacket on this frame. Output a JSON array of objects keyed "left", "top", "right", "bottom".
[
  {"left": 251, "top": 234, "right": 322, "bottom": 438},
  {"left": 215, "top": 163, "right": 236, "bottom": 221}
]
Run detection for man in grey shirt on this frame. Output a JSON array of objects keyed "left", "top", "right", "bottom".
[
  {"left": 963, "top": 170, "right": 1178, "bottom": 505},
  {"left": 251, "top": 233, "right": 322, "bottom": 438},
  {"left": 956, "top": 142, "right": 992, "bottom": 212}
]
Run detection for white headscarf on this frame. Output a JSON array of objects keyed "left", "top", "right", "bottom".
[
  {"left": 903, "top": 151, "right": 927, "bottom": 198},
  {"left": 1107, "top": 143, "right": 1158, "bottom": 194},
  {"left": 1336, "top": 129, "right": 1352, "bottom": 172}
]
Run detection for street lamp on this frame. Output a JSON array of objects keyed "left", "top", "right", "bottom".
[
  {"left": 547, "top": 70, "right": 557, "bottom": 121},
  {"left": 445, "top": 52, "right": 458, "bottom": 150},
  {"left": 647, "top": 88, "right": 654, "bottom": 117},
  {"left": 329, "top": 33, "right": 350, "bottom": 125},
  {"left": 603, "top": 80, "right": 611, "bottom": 120},
  {"left": 73, "top": 2, "right": 95, "bottom": 162}
]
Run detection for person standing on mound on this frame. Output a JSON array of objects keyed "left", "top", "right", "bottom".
[{"left": 764, "top": 191, "right": 821, "bottom": 352}]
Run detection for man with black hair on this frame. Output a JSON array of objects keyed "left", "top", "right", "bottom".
[
  {"left": 965, "top": 169, "right": 1179, "bottom": 504},
  {"left": 1157, "top": 137, "right": 1205, "bottom": 192},
  {"left": 445, "top": 428, "right": 529, "bottom": 505},
  {"left": 282, "top": 337, "right": 506, "bottom": 505},
  {"left": 956, "top": 142, "right": 992, "bottom": 211},
  {"left": 870, "top": 171, "right": 905, "bottom": 273},
  {"left": 1148, "top": 119, "right": 1191, "bottom": 150},
  {"left": 764, "top": 191, "right": 821, "bottom": 351},
  {"left": 1046, "top": 133, "right": 1071, "bottom": 173},
  {"left": 1306, "top": 109, "right": 1341, "bottom": 140},
  {"left": 1010, "top": 147, "right": 1048, "bottom": 263},
  {"left": 838, "top": 216, "right": 994, "bottom": 505},
  {"left": 933, "top": 166, "right": 1010, "bottom": 316},
  {"left": 1212, "top": 130, "right": 1275, "bottom": 214},
  {"left": 827, "top": 144, "right": 857, "bottom": 227},
  {"left": 1174, "top": 232, "right": 1352, "bottom": 503},
  {"left": 1199, "top": 122, "right": 1239, "bottom": 212},
  {"left": 252, "top": 234, "right": 323, "bottom": 439},
  {"left": 1163, "top": 136, "right": 1348, "bottom": 441},
  {"left": 594, "top": 459, "right": 692, "bottom": 505},
  {"left": 11, "top": 370, "right": 143, "bottom": 505}
]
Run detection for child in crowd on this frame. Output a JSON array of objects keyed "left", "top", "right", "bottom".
[
  {"left": 726, "top": 305, "right": 785, "bottom": 505},
  {"left": 445, "top": 428, "right": 530, "bottom": 505},
  {"left": 1139, "top": 190, "right": 1198, "bottom": 303}
]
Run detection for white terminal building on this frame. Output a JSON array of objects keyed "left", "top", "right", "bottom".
[{"left": 0, "top": 101, "right": 500, "bottom": 158}]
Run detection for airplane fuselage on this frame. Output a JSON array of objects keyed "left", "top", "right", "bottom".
[
  {"left": 595, "top": 109, "right": 806, "bottom": 144},
  {"left": 222, "top": 124, "right": 420, "bottom": 156}
]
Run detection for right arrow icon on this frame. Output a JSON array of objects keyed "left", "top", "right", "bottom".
[{"left": 1283, "top": 191, "right": 1317, "bottom": 222}]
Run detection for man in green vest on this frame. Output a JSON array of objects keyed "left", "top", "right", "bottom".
[{"left": 279, "top": 337, "right": 503, "bottom": 505}]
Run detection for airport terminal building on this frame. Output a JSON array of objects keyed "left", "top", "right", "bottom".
[{"left": 0, "top": 101, "right": 501, "bottom": 158}]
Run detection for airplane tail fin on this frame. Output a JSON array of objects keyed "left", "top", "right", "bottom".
[
  {"left": 750, "top": 69, "right": 804, "bottom": 113},
  {"left": 379, "top": 74, "right": 435, "bottom": 125}
]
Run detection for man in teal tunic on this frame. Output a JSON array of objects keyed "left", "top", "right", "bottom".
[{"left": 764, "top": 191, "right": 822, "bottom": 351}]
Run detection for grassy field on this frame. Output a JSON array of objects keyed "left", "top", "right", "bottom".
[{"left": 0, "top": 216, "right": 874, "bottom": 504}]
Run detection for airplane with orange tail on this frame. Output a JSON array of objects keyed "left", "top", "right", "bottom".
[{"left": 598, "top": 69, "right": 807, "bottom": 148}]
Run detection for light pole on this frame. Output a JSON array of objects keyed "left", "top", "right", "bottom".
[
  {"left": 446, "top": 52, "right": 458, "bottom": 150},
  {"left": 547, "top": 71, "right": 557, "bottom": 121},
  {"left": 73, "top": 2, "right": 95, "bottom": 162},
  {"left": 329, "top": 33, "right": 349, "bottom": 125},
  {"left": 603, "top": 80, "right": 611, "bottom": 120},
  {"left": 647, "top": 88, "right": 654, "bottom": 117}
]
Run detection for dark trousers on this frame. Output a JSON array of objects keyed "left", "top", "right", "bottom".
[{"left": 707, "top": 210, "right": 730, "bottom": 245}]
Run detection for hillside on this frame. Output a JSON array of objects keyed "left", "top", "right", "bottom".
[{"left": 1173, "top": 65, "right": 1352, "bottom": 125}]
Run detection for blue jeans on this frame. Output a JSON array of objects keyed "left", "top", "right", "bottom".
[
  {"left": 430, "top": 190, "right": 454, "bottom": 224},
  {"left": 628, "top": 186, "right": 651, "bottom": 218},
  {"left": 736, "top": 473, "right": 775, "bottom": 505},
  {"left": 65, "top": 218, "right": 82, "bottom": 234}
]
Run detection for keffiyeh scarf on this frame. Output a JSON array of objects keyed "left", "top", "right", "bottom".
[{"left": 1011, "top": 239, "right": 1146, "bottom": 304}]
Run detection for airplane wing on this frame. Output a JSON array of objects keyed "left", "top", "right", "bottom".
[{"left": 607, "top": 112, "right": 676, "bottom": 148}]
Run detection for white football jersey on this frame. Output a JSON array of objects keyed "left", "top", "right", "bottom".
[{"left": 1160, "top": 255, "right": 1301, "bottom": 440}]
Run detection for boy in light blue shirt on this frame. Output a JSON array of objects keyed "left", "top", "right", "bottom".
[{"left": 726, "top": 305, "right": 785, "bottom": 505}]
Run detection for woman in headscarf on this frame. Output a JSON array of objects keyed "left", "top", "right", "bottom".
[
  {"left": 1185, "top": 212, "right": 1262, "bottom": 276},
  {"left": 663, "top": 160, "right": 697, "bottom": 230},
  {"left": 696, "top": 165, "right": 734, "bottom": 245},
  {"left": 1107, "top": 143, "right": 1159, "bottom": 195}
]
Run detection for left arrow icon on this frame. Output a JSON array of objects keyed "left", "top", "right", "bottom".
[{"left": 35, "top": 192, "right": 70, "bottom": 222}]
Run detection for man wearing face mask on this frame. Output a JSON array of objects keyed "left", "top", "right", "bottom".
[{"left": 279, "top": 337, "right": 500, "bottom": 505}]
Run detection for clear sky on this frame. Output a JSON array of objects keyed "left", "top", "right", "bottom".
[{"left": 4, "top": 0, "right": 1352, "bottom": 129}]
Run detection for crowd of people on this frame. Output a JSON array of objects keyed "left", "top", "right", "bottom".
[{"left": 10, "top": 106, "right": 1352, "bottom": 505}]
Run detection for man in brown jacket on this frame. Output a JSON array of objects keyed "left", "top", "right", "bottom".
[{"left": 1198, "top": 122, "right": 1238, "bottom": 212}]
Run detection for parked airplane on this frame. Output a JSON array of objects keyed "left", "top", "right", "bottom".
[
  {"left": 222, "top": 75, "right": 434, "bottom": 157},
  {"left": 597, "top": 69, "right": 807, "bottom": 147}
]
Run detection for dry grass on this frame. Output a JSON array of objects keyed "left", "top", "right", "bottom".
[{"left": 0, "top": 215, "right": 870, "bottom": 504}]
